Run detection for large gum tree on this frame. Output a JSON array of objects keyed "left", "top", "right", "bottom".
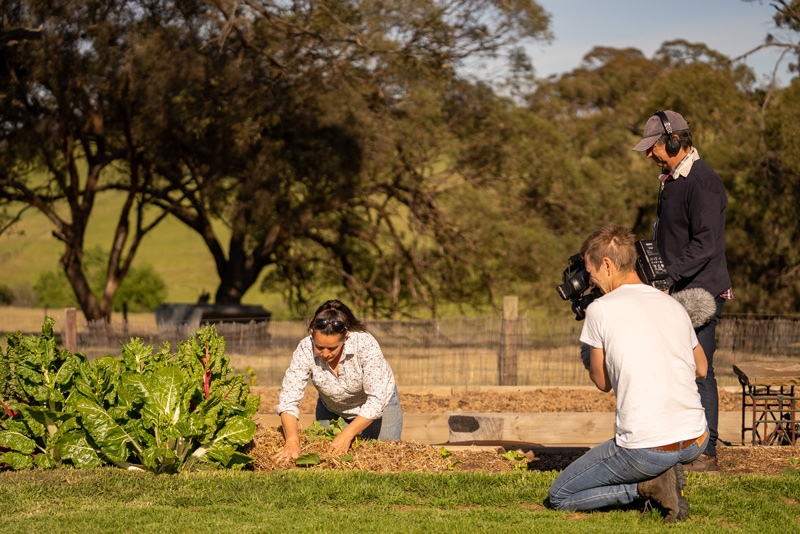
[
  {"left": 1, "top": 0, "right": 553, "bottom": 319},
  {"left": 131, "top": 0, "right": 554, "bottom": 314},
  {"left": 0, "top": 1, "right": 175, "bottom": 321}
]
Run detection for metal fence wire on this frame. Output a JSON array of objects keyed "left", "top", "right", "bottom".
[{"left": 62, "top": 312, "right": 800, "bottom": 389}]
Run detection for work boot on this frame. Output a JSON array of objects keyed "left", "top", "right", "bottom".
[
  {"left": 637, "top": 464, "right": 690, "bottom": 523},
  {"left": 684, "top": 454, "right": 719, "bottom": 473}
]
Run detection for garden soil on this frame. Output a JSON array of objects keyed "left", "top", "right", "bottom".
[{"left": 247, "top": 387, "right": 800, "bottom": 476}]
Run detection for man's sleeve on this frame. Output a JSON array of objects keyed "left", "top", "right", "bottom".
[{"left": 579, "top": 301, "right": 604, "bottom": 349}]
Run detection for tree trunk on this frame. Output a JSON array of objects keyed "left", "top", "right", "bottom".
[
  {"left": 60, "top": 246, "right": 109, "bottom": 322},
  {"left": 214, "top": 257, "right": 263, "bottom": 305}
]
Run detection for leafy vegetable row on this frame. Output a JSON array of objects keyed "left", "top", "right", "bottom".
[{"left": 0, "top": 318, "right": 259, "bottom": 473}]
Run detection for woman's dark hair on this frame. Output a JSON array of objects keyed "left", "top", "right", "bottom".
[{"left": 308, "top": 299, "right": 366, "bottom": 335}]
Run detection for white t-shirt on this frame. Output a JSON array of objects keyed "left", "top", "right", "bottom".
[{"left": 580, "top": 284, "right": 707, "bottom": 449}]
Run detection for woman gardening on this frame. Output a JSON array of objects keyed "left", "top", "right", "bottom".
[{"left": 273, "top": 300, "right": 403, "bottom": 462}]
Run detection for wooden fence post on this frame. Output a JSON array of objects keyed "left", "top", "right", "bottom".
[
  {"left": 498, "top": 295, "right": 518, "bottom": 386},
  {"left": 64, "top": 307, "right": 77, "bottom": 354}
]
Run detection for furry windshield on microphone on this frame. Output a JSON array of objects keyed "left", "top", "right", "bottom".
[{"left": 671, "top": 287, "right": 717, "bottom": 329}]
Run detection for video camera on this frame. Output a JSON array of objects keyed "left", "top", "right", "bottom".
[{"left": 556, "top": 240, "right": 669, "bottom": 320}]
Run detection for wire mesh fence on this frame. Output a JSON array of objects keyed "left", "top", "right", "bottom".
[{"left": 26, "top": 311, "right": 799, "bottom": 389}]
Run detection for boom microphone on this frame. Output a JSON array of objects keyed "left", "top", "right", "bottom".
[{"left": 671, "top": 287, "right": 717, "bottom": 328}]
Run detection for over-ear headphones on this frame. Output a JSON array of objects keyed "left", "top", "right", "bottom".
[{"left": 656, "top": 110, "right": 681, "bottom": 157}]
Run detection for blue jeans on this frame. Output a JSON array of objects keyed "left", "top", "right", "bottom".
[
  {"left": 315, "top": 386, "right": 403, "bottom": 441},
  {"left": 548, "top": 432, "right": 708, "bottom": 511},
  {"left": 695, "top": 296, "right": 724, "bottom": 456}
]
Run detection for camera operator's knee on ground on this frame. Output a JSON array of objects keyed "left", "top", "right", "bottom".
[{"left": 547, "top": 484, "right": 571, "bottom": 511}]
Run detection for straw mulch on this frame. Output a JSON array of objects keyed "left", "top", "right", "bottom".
[
  {"left": 717, "top": 446, "right": 800, "bottom": 476},
  {"left": 247, "top": 388, "right": 795, "bottom": 475},
  {"left": 247, "top": 424, "right": 800, "bottom": 475},
  {"left": 246, "top": 424, "right": 528, "bottom": 473}
]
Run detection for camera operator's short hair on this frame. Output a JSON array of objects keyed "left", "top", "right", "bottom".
[{"left": 581, "top": 225, "right": 637, "bottom": 272}]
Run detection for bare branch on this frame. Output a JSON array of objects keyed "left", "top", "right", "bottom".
[
  {"left": 0, "top": 26, "right": 42, "bottom": 47},
  {"left": 731, "top": 40, "right": 799, "bottom": 63}
]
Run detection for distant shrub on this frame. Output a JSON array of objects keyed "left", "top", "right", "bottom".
[
  {"left": 113, "top": 264, "right": 168, "bottom": 312},
  {"left": 11, "top": 283, "right": 37, "bottom": 307},
  {"left": 33, "top": 247, "right": 168, "bottom": 312},
  {"left": 33, "top": 271, "right": 77, "bottom": 308},
  {"left": 0, "top": 284, "right": 13, "bottom": 305}
]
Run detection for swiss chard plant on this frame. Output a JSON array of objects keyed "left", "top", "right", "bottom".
[
  {"left": 0, "top": 317, "right": 98, "bottom": 469},
  {"left": 0, "top": 320, "right": 259, "bottom": 473}
]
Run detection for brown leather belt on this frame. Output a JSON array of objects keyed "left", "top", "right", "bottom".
[{"left": 651, "top": 430, "right": 708, "bottom": 451}]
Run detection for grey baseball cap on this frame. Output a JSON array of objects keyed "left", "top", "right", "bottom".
[{"left": 632, "top": 110, "right": 689, "bottom": 151}]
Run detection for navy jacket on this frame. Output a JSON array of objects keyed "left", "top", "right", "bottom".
[{"left": 655, "top": 158, "right": 732, "bottom": 296}]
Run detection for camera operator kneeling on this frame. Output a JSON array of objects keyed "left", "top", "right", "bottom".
[{"left": 548, "top": 225, "right": 708, "bottom": 524}]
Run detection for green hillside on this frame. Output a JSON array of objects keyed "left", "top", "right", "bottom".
[{"left": 0, "top": 191, "right": 293, "bottom": 317}]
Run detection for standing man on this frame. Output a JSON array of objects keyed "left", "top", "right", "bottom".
[
  {"left": 632, "top": 110, "right": 732, "bottom": 473},
  {"left": 548, "top": 225, "right": 708, "bottom": 524}
]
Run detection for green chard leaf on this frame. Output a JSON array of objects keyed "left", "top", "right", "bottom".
[
  {"left": 140, "top": 445, "right": 181, "bottom": 473},
  {"left": 119, "top": 371, "right": 148, "bottom": 408},
  {"left": 14, "top": 364, "right": 44, "bottom": 387},
  {"left": 185, "top": 416, "right": 255, "bottom": 470},
  {"left": 242, "top": 394, "right": 261, "bottom": 418},
  {"left": 52, "top": 351, "right": 83, "bottom": 388},
  {"left": 0, "top": 429, "right": 37, "bottom": 454},
  {"left": 74, "top": 356, "right": 121, "bottom": 406},
  {"left": 74, "top": 397, "right": 138, "bottom": 463},
  {"left": 57, "top": 430, "right": 105, "bottom": 468},
  {"left": 50, "top": 416, "right": 81, "bottom": 445},
  {"left": 223, "top": 451, "right": 253, "bottom": 470},
  {"left": 124, "top": 418, "right": 157, "bottom": 449},
  {"left": 14, "top": 406, "right": 46, "bottom": 437},
  {"left": 1, "top": 418, "right": 30, "bottom": 435},
  {"left": 211, "top": 416, "right": 256, "bottom": 447},
  {"left": 33, "top": 452, "right": 57, "bottom": 469},
  {"left": 294, "top": 453, "right": 321, "bottom": 467},
  {"left": 23, "top": 406, "right": 70, "bottom": 437},
  {"left": 141, "top": 367, "right": 184, "bottom": 427},
  {"left": 0, "top": 451, "right": 34, "bottom": 470},
  {"left": 120, "top": 338, "right": 154, "bottom": 372}
]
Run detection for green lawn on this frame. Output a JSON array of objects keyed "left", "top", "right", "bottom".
[{"left": 1, "top": 468, "right": 798, "bottom": 533}]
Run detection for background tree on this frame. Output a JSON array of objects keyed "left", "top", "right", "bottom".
[
  {"left": 5, "top": 0, "right": 799, "bottom": 318},
  {"left": 0, "top": 1, "right": 172, "bottom": 321},
  {"left": 129, "top": 0, "right": 554, "bottom": 315},
  {"left": 724, "top": 1, "right": 800, "bottom": 313},
  {"left": 525, "top": 40, "right": 795, "bottom": 314},
  {"left": 527, "top": 46, "right": 668, "bottom": 238},
  {"left": 33, "top": 247, "right": 167, "bottom": 312},
  {"left": 726, "top": 83, "right": 800, "bottom": 313},
  {"left": 738, "top": 0, "right": 800, "bottom": 116}
]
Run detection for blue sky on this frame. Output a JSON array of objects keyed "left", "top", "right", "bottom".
[{"left": 525, "top": 0, "right": 793, "bottom": 86}]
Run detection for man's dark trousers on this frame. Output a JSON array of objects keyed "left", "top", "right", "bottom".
[{"left": 694, "top": 296, "right": 725, "bottom": 456}]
